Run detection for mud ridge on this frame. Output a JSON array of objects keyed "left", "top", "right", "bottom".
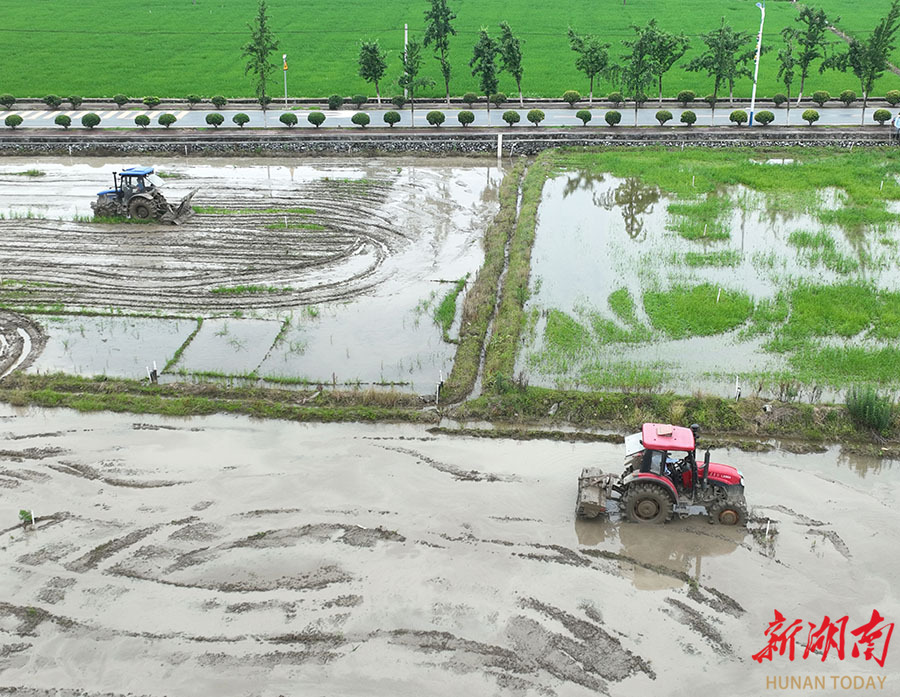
[{"left": 377, "top": 444, "right": 519, "bottom": 482}]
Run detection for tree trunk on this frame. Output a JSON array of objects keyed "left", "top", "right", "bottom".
[
  {"left": 518, "top": 80, "right": 523, "bottom": 108},
  {"left": 797, "top": 73, "right": 806, "bottom": 106},
  {"left": 375, "top": 81, "right": 381, "bottom": 105},
  {"left": 786, "top": 85, "right": 791, "bottom": 126},
  {"left": 410, "top": 93, "right": 415, "bottom": 127},
  {"left": 634, "top": 102, "right": 639, "bottom": 126},
  {"left": 861, "top": 91, "right": 868, "bottom": 127},
  {"left": 658, "top": 75, "right": 664, "bottom": 105},
  {"left": 589, "top": 75, "right": 594, "bottom": 104},
  {"left": 486, "top": 93, "right": 491, "bottom": 126},
  {"left": 445, "top": 80, "right": 451, "bottom": 106}
]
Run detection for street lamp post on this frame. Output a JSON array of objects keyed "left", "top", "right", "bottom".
[
  {"left": 749, "top": 2, "right": 765, "bottom": 126},
  {"left": 283, "top": 54, "right": 288, "bottom": 107}
]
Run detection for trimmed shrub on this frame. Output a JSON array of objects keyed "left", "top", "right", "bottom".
[
  {"left": 502, "top": 109, "right": 520, "bottom": 126},
  {"left": 562, "top": 90, "right": 581, "bottom": 107},
  {"left": 874, "top": 108, "right": 892, "bottom": 125},
  {"left": 308, "top": 111, "right": 326, "bottom": 128},
  {"left": 703, "top": 94, "right": 717, "bottom": 107},
  {"left": 279, "top": 112, "right": 298, "bottom": 127},
  {"left": 426, "top": 110, "right": 446, "bottom": 126},
  {"left": 633, "top": 91, "right": 648, "bottom": 107},
  {"left": 457, "top": 110, "right": 475, "bottom": 127},
  {"left": 54, "top": 114, "right": 71, "bottom": 129},
  {"left": 839, "top": 89, "right": 857, "bottom": 106},
  {"left": 605, "top": 110, "right": 622, "bottom": 126},
  {"left": 773, "top": 93, "right": 788, "bottom": 107},
  {"left": 135, "top": 114, "right": 150, "bottom": 129},
  {"left": 755, "top": 110, "right": 775, "bottom": 125},
  {"left": 681, "top": 110, "right": 697, "bottom": 126},
  {"left": 729, "top": 109, "right": 748, "bottom": 125},
  {"left": 186, "top": 94, "right": 202, "bottom": 108},
  {"left": 158, "top": 113, "right": 177, "bottom": 128},
  {"left": 608, "top": 91, "right": 624, "bottom": 107},
  {"left": 383, "top": 111, "right": 401, "bottom": 127},
  {"left": 43, "top": 94, "right": 63, "bottom": 109},
  {"left": 576, "top": 109, "right": 592, "bottom": 125},
  {"left": 490, "top": 92, "right": 507, "bottom": 108},
  {"left": 67, "top": 95, "right": 83, "bottom": 108},
  {"left": 462, "top": 92, "right": 479, "bottom": 107},
  {"left": 527, "top": 109, "right": 545, "bottom": 126},
  {"left": 811, "top": 90, "right": 830, "bottom": 107},
  {"left": 677, "top": 90, "right": 695, "bottom": 107},
  {"left": 205, "top": 112, "right": 224, "bottom": 128},
  {"left": 351, "top": 112, "right": 370, "bottom": 127},
  {"left": 802, "top": 108, "right": 820, "bottom": 125},
  {"left": 112, "top": 94, "right": 128, "bottom": 107},
  {"left": 846, "top": 386, "right": 894, "bottom": 433},
  {"left": 886, "top": 90, "right": 900, "bottom": 106},
  {"left": 81, "top": 113, "right": 101, "bottom": 129},
  {"left": 233, "top": 112, "right": 250, "bottom": 127},
  {"left": 328, "top": 94, "right": 344, "bottom": 110},
  {"left": 351, "top": 94, "right": 368, "bottom": 109},
  {"left": 0, "top": 94, "right": 16, "bottom": 109},
  {"left": 4, "top": 114, "right": 22, "bottom": 129},
  {"left": 211, "top": 95, "right": 227, "bottom": 108},
  {"left": 258, "top": 95, "right": 272, "bottom": 109},
  {"left": 655, "top": 109, "right": 673, "bottom": 125},
  {"left": 391, "top": 95, "right": 407, "bottom": 109},
  {"left": 143, "top": 96, "right": 161, "bottom": 109}
]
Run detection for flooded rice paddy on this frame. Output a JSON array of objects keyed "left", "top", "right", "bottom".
[
  {"left": 1, "top": 406, "right": 897, "bottom": 695},
  {"left": 0, "top": 158, "right": 502, "bottom": 390}
]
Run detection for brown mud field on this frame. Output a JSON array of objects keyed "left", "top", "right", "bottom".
[{"left": 1, "top": 406, "right": 898, "bottom": 696}]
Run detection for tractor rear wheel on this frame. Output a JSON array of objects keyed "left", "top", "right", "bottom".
[
  {"left": 708, "top": 500, "right": 747, "bottom": 526},
  {"left": 129, "top": 198, "right": 157, "bottom": 220},
  {"left": 621, "top": 482, "right": 674, "bottom": 524}
]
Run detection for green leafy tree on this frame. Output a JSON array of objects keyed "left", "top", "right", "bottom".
[
  {"left": 562, "top": 90, "right": 581, "bottom": 107},
  {"left": 794, "top": 6, "right": 834, "bottom": 104},
  {"left": 135, "top": 114, "right": 150, "bottom": 129},
  {"left": 67, "top": 95, "right": 83, "bottom": 108},
  {"left": 502, "top": 109, "right": 520, "bottom": 126},
  {"left": 462, "top": 92, "right": 479, "bottom": 107},
  {"left": 777, "top": 28, "right": 798, "bottom": 125},
  {"left": 457, "top": 110, "right": 475, "bottom": 126},
  {"left": 54, "top": 114, "right": 71, "bottom": 129},
  {"left": 81, "top": 113, "right": 100, "bottom": 129},
  {"left": 112, "top": 94, "right": 128, "bottom": 107},
  {"left": 186, "top": 94, "right": 202, "bottom": 109},
  {"left": 567, "top": 28, "right": 610, "bottom": 104},
  {"left": 621, "top": 22, "right": 658, "bottom": 125},
  {"left": 358, "top": 40, "right": 388, "bottom": 104},
  {"left": 233, "top": 112, "right": 250, "bottom": 127},
  {"left": 143, "top": 96, "right": 161, "bottom": 108},
  {"left": 328, "top": 94, "right": 344, "bottom": 110},
  {"left": 383, "top": 110, "right": 401, "bottom": 127},
  {"left": 802, "top": 108, "right": 820, "bottom": 125},
  {"left": 470, "top": 29, "right": 501, "bottom": 122},
  {"left": 681, "top": 110, "right": 697, "bottom": 126},
  {"left": 308, "top": 111, "right": 326, "bottom": 127},
  {"left": 729, "top": 109, "right": 748, "bottom": 125},
  {"left": 423, "top": 0, "right": 457, "bottom": 104},
  {"left": 43, "top": 95, "right": 63, "bottom": 109},
  {"left": 677, "top": 90, "right": 695, "bottom": 107},
  {"left": 840, "top": 89, "right": 857, "bottom": 106},
  {"left": 685, "top": 19, "right": 746, "bottom": 123},
  {"left": 351, "top": 94, "right": 368, "bottom": 109},
  {"left": 426, "top": 110, "right": 446, "bottom": 126},
  {"left": 575, "top": 109, "right": 592, "bottom": 125},
  {"left": 212, "top": 95, "right": 227, "bottom": 108},
  {"left": 886, "top": 89, "right": 900, "bottom": 105},
  {"left": 158, "top": 113, "right": 177, "bottom": 128},
  {"left": 398, "top": 39, "right": 435, "bottom": 126},
  {"left": 822, "top": 0, "right": 900, "bottom": 125},
  {"left": 206, "top": 113, "right": 224, "bottom": 128},
  {"left": 490, "top": 92, "right": 507, "bottom": 108},
  {"left": 241, "top": 0, "right": 280, "bottom": 111},
  {"left": 874, "top": 108, "right": 892, "bottom": 124},
  {"left": 812, "top": 90, "right": 830, "bottom": 106},
  {"left": 279, "top": 112, "right": 298, "bottom": 127},
  {"left": 526, "top": 109, "right": 545, "bottom": 126},
  {"left": 646, "top": 20, "right": 690, "bottom": 104},
  {"left": 755, "top": 110, "right": 775, "bottom": 125},
  {"left": 499, "top": 21, "right": 525, "bottom": 107},
  {"left": 0, "top": 94, "right": 16, "bottom": 109},
  {"left": 351, "top": 112, "right": 370, "bottom": 128},
  {"left": 655, "top": 109, "right": 672, "bottom": 125},
  {"left": 605, "top": 110, "right": 621, "bottom": 126},
  {"left": 391, "top": 95, "right": 407, "bottom": 109}
]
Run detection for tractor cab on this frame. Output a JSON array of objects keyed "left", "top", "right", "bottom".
[{"left": 91, "top": 166, "right": 195, "bottom": 224}]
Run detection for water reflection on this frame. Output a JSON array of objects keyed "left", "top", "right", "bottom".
[
  {"left": 836, "top": 449, "right": 895, "bottom": 478},
  {"left": 575, "top": 518, "right": 747, "bottom": 591},
  {"left": 596, "top": 178, "right": 661, "bottom": 241},
  {"left": 561, "top": 170, "right": 606, "bottom": 199}
]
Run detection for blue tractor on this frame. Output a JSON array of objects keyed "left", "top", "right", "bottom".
[{"left": 91, "top": 167, "right": 195, "bottom": 224}]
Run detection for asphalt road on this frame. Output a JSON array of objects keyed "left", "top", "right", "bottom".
[{"left": 0, "top": 105, "right": 889, "bottom": 130}]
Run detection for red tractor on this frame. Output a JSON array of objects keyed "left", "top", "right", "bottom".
[{"left": 577, "top": 423, "right": 747, "bottom": 525}]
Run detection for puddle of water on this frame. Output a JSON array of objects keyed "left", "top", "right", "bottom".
[
  {"left": 28, "top": 316, "right": 194, "bottom": 378},
  {"left": 519, "top": 172, "right": 900, "bottom": 396}
]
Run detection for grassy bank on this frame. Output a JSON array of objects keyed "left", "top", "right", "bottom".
[{"left": 1, "top": 1, "right": 896, "bottom": 100}]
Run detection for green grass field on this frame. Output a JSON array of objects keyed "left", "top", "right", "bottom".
[{"left": 1, "top": 1, "right": 899, "bottom": 100}]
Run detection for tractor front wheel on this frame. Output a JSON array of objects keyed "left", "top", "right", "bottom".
[
  {"left": 129, "top": 198, "right": 156, "bottom": 220},
  {"left": 708, "top": 500, "right": 747, "bottom": 526},
  {"left": 621, "top": 482, "right": 674, "bottom": 524}
]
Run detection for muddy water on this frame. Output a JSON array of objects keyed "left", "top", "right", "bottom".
[
  {"left": 1, "top": 406, "right": 898, "bottom": 696},
  {"left": 0, "top": 157, "right": 502, "bottom": 390},
  {"left": 520, "top": 171, "right": 900, "bottom": 395}
]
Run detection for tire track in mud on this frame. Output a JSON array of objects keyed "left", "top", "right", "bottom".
[
  {"left": 0, "top": 178, "right": 408, "bottom": 312},
  {"left": 0, "top": 311, "right": 45, "bottom": 379}
]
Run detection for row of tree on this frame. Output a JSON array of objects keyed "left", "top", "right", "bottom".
[{"left": 244, "top": 1, "right": 900, "bottom": 126}]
